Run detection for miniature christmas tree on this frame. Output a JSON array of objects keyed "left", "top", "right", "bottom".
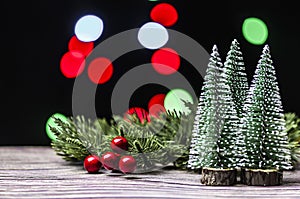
[
  {"left": 238, "top": 44, "right": 293, "bottom": 185},
  {"left": 224, "top": 39, "right": 249, "bottom": 118},
  {"left": 223, "top": 39, "right": 249, "bottom": 166},
  {"left": 188, "top": 45, "right": 239, "bottom": 185},
  {"left": 187, "top": 45, "right": 222, "bottom": 171}
]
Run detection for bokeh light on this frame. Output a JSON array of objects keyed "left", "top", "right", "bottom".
[
  {"left": 148, "top": 93, "right": 166, "bottom": 117},
  {"left": 68, "top": 35, "right": 94, "bottom": 57},
  {"left": 74, "top": 15, "right": 104, "bottom": 42},
  {"left": 138, "top": 22, "right": 169, "bottom": 49},
  {"left": 60, "top": 50, "right": 86, "bottom": 78},
  {"left": 242, "top": 17, "right": 268, "bottom": 45},
  {"left": 164, "top": 88, "right": 193, "bottom": 115},
  {"left": 151, "top": 48, "right": 180, "bottom": 75},
  {"left": 88, "top": 57, "right": 114, "bottom": 84},
  {"left": 125, "top": 107, "right": 150, "bottom": 124},
  {"left": 150, "top": 3, "right": 178, "bottom": 27},
  {"left": 45, "top": 113, "right": 68, "bottom": 140}
]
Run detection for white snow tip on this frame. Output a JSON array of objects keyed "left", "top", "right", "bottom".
[
  {"left": 263, "top": 44, "right": 270, "bottom": 53},
  {"left": 212, "top": 44, "right": 218, "bottom": 51}
]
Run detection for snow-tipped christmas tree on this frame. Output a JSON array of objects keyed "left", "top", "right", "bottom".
[
  {"left": 187, "top": 45, "right": 239, "bottom": 170},
  {"left": 224, "top": 39, "right": 249, "bottom": 118},
  {"left": 187, "top": 45, "right": 220, "bottom": 170},
  {"left": 237, "top": 44, "right": 293, "bottom": 171}
]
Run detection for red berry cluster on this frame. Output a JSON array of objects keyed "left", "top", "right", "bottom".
[{"left": 83, "top": 136, "right": 137, "bottom": 174}]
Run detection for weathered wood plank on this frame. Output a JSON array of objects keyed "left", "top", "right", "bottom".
[{"left": 0, "top": 146, "right": 300, "bottom": 198}]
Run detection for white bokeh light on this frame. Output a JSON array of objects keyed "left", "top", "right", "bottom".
[
  {"left": 74, "top": 15, "right": 104, "bottom": 42},
  {"left": 138, "top": 22, "right": 169, "bottom": 50}
]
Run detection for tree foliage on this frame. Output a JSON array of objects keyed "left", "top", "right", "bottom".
[
  {"left": 237, "top": 45, "right": 293, "bottom": 170},
  {"left": 188, "top": 45, "right": 239, "bottom": 170}
]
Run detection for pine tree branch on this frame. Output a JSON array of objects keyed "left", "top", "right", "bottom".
[
  {"left": 50, "top": 112, "right": 193, "bottom": 171},
  {"left": 50, "top": 117, "right": 89, "bottom": 161},
  {"left": 284, "top": 112, "right": 300, "bottom": 168}
]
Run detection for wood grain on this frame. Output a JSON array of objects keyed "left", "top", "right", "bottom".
[{"left": 0, "top": 146, "right": 299, "bottom": 199}]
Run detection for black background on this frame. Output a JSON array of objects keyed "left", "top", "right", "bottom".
[{"left": 2, "top": 0, "right": 300, "bottom": 145}]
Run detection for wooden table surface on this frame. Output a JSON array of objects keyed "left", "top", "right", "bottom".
[{"left": 0, "top": 146, "right": 300, "bottom": 199}]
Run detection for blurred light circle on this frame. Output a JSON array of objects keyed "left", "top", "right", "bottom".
[
  {"left": 148, "top": 93, "right": 166, "bottom": 117},
  {"left": 88, "top": 57, "right": 114, "bottom": 84},
  {"left": 138, "top": 22, "right": 169, "bottom": 49},
  {"left": 68, "top": 35, "right": 94, "bottom": 56},
  {"left": 150, "top": 3, "right": 178, "bottom": 27},
  {"left": 242, "top": 17, "right": 268, "bottom": 45},
  {"left": 75, "top": 15, "right": 104, "bottom": 42},
  {"left": 60, "top": 51, "right": 85, "bottom": 78},
  {"left": 151, "top": 47, "right": 180, "bottom": 75},
  {"left": 164, "top": 88, "right": 193, "bottom": 115}
]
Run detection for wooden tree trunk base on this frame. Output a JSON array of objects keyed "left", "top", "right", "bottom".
[
  {"left": 240, "top": 168, "right": 283, "bottom": 186},
  {"left": 201, "top": 167, "right": 237, "bottom": 186}
]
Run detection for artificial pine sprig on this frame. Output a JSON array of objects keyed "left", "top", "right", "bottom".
[
  {"left": 113, "top": 111, "right": 194, "bottom": 172},
  {"left": 114, "top": 114, "right": 167, "bottom": 171},
  {"left": 50, "top": 111, "right": 194, "bottom": 171},
  {"left": 284, "top": 112, "right": 300, "bottom": 168},
  {"left": 72, "top": 115, "right": 117, "bottom": 157},
  {"left": 162, "top": 104, "right": 196, "bottom": 170},
  {"left": 50, "top": 115, "right": 117, "bottom": 161},
  {"left": 50, "top": 116, "right": 89, "bottom": 161}
]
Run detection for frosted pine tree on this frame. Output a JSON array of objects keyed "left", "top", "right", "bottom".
[
  {"left": 187, "top": 45, "right": 221, "bottom": 170},
  {"left": 238, "top": 44, "right": 293, "bottom": 170},
  {"left": 224, "top": 39, "right": 249, "bottom": 167},
  {"left": 187, "top": 91, "right": 206, "bottom": 170},
  {"left": 187, "top": 45, "right": 239, "bottom": 170},
  {"left": 224, "top": 39, "right": 249, "bottom": 118}
]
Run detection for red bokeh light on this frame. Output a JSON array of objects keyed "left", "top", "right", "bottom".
[
  {"left": 148, "top": 93, "right": 166, "bottom": 117},
  {"left": 150, "top": 3, "right": 178, "bottom": 27},
  {"left": 60, "top": 50, "right": 86, "bottom": 78},
  {"left": 151, "top": 48, "right": 180, "bottom": 75},
  {"left": 88, "top": 57, "right": 114, "bottom": 84},
  {"left": 124, "top": 107, "right": 150, "bottom": 124},
  {"left": 68, "top": 35, "right": 94, "bottom": 57}
]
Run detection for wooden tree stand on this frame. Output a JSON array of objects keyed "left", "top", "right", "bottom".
[
  {"left": 240, "top": 168, "right": 283, "bottom": 186},
  {"left": 201, "top": 167, "right": 237, "bottom": 186}
]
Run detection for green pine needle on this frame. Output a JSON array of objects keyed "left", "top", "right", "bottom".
[
  {"left": 284, "top": 112, "right": 300, "bottom": 168},
  {"left": 50, "top": 116, "right": 89, "bottom": 161}
]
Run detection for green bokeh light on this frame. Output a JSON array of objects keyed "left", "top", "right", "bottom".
[
  {"left": 242, "top": 17, "right": 268, "bottom": 45},
  {"left": 45, "top": 113, "right": 68, "bottom": 140},
  {"left": 164, "top": 88, "right": 194, "bottom": 115}
]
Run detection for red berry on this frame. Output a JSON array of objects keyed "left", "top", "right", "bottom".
[
  {"left": 101, "top": 151, "right": 120, "bottom": 170},
  {"left": 83, "top": 155, "right": 102, "bottom": 173},
  {"left": 111, "top": 136, "right": 128, "bottom": 153},
  {"left": 119, "top": 155, "right": 137, "bottom": 174}
]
